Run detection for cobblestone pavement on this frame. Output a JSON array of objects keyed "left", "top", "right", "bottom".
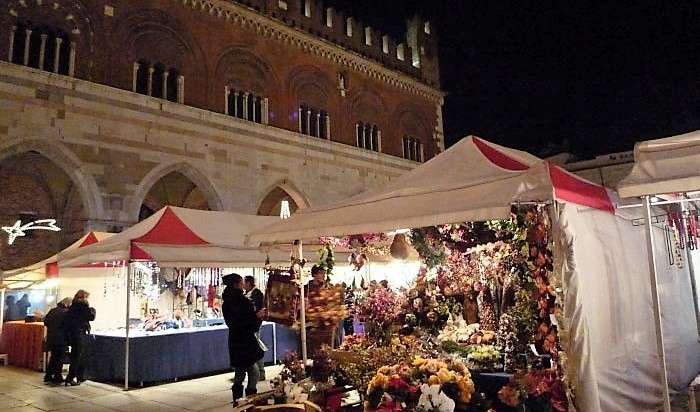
[{"left": 0, "top": 364, "right": 282, "bottom": 411}]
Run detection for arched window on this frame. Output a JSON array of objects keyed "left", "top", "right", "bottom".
[
  {"left": 226, "top": 88, "right": 266, "bottom": 123},
  {"left": 403, "top": 136, "right": 423, "bottom": 162},
  {"left": 9, "top": 23, "right": 72, "bottom": 76},
  {"left": 298, "top": 104, "right": 329, "bottom": 139},
  {"left": 135, "top": 60, "right": 149, "bottom": 95},
  {"left": 132, "top": 60, "right": 183, "bottom": 103},
  {"left": 356, "top": 122, "right": 381, "bottom": 152}
]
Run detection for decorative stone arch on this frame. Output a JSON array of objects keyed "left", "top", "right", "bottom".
[
  {"left": 213, "top": 46, "right": 279, "bottom": 97},
  {"left": 130, "top": 162, "right": 224, "bottom": 221},
  {"left": 111, "top": 8, "right": 208, "bottom": 96},
  {"left": 350, "top": 87, "right": 387, "bottom": 126},
  {"left": 0, "top": 138, "right": 103, "bottom": 221},
  {"left": 257, "top": 179, "right": 310, "bottom": 216},
  {"left": 2, "top": 0, "right": 97, "bottom": 78},
  {"left": 286, "top": 65, "right": 333, "bottom": 108},
  {"left": 391, "top": 102, "right": 433, "bottom": 139}
]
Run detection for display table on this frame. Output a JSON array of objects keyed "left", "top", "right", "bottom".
[
  {"left": 87, "top": 322, "right": 298, "bottom": 384},
  {"left": 0, "top": 321, "right": 45, "bottom": 370}
]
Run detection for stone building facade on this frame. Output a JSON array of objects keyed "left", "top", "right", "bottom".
[{"left": 0, "top": 0, "right": 445, "bottom": 269}]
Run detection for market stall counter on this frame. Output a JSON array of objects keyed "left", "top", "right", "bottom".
[
  {"left": 86, "top": 322, "right": 298, "bottom": 385},
  {"left": 0, "top": 321, "right": 45, "bottom": 370}
]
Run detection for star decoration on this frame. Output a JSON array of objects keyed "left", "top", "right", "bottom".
[{"left": 2, "top": 219, "right": 61, "bottom": 245}]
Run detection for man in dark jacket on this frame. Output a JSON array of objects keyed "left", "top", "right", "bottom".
[
  {"left": 43, "top": 297, "right": 71, "bottom": 383},
  {"left": 244, "top": 275, "right": 266, "bottom": 381},
  {"left": 64, "top": 290, "right": 96, "bottom": 386},
  {"left": 222, "top": 273, "right": 265, "bottom": 403}
]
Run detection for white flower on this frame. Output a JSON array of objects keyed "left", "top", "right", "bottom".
[{"left": 418, "top": 384, "right": 456, "bottom": 412}]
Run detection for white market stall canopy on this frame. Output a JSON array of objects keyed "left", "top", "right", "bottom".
[
  {"left": 618, "top": 129, "right": 700, "bottom": 197},
  {"left": 58, "top": 207, "right": 289, "bottom": 268},
  {"left": 248, "top": 136, "right": 614, "bottom": 243},
  {"left": 2, "top": 231, "right": 114, "bottom": 289}
]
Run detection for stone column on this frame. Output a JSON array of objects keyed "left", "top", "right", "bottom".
[
  {"left": 177, "top": 75, "right": 184, "bottom": 104},
  {"left": 224, "top": 86, "right": 230, "bottom": 115},
  {"left": 325, "top": 114, "right": 331, "bottom": 139},
  {"left": 147, "top": 65, "right": 154, "bottom": 96},
  {"left": 242, "top": 92, "right": 249, "bottom": 120},
  {"left": 8, "top": 26, "right": 16, "bottom": 62},
  {"left": 252, "top": 96, "right": 257, "bottom": 123},
  {"left": 260, "top": 97, "right": 270, "bottom": 124},
  {"left": 132, "top": 62, "right": 139, "bottom": 92},
  {"left": 361, "top": 124, "right": 366, "bottom": 148},
  {"left": 53, "top": 37, "right": 62, "bottom": 73},
  {"left": 68, "top": 41, "right": 76, "bottom": 77},
  {"left": 315, "top": 112, "right": 321, "bottom": 137},
  {"left": 38, "top": 34, "right": 48, "bottom": 70},
  {"left": 419, "top": 142, "right": 424, "bottom": 162},
  {"left": 305, "top": 109, "right": 311, "bottom": 136},
  {"left": 162, "top": 70, "right": 169, "bottom": 100},
  {"left": 298, "top": 107, "right": 303, "bottom": 132},
  {"left": 23, "top": 29, "right": 32, "bottom": 66},
  {"left": 233, "top": 91, "right": 239, "bottom": 117},
  {"left": 377, "top": 130, "right": 382, "bottom": 152},
  {"left": 356, "top": 123, "right": 360, "bottom": 147}
]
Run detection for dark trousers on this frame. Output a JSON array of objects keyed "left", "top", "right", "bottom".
[
  {"left": 67, "top": 334, "right": 87, "bottom": 381},
  {"left": 45, "top": 345, "right": 67, "bottom": 380}
]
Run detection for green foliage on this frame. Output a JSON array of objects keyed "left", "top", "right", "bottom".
[{"left": 409, "top": 227, "right": 447, "bottom": 268}]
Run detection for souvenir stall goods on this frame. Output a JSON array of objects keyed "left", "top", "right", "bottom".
[
  {"left": 56, "top": 206, "right": 297, "bottom": 389},
  {"left": 248, "top": 136, "right": 679, "bottom": 411}
]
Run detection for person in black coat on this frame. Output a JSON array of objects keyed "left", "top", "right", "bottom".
[
  {"left": 43, "top": 297, "right": 72, "bottom": 383},
  {"left": 222, "top": 273, "right": 266, "bottom": 402},
  {"left": 64, "top": 290, "right": 96, "bottom": 386},
  {"left": 244, "top": 275, "right": 267, "bottom": 381}
]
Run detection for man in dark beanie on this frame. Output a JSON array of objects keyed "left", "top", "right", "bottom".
[{"left": 222, "top": 273, "right": 266, "bottom": 403}]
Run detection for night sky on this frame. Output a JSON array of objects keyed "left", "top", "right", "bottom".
[{"left": 326, "top": 0, "right": 699, "bottom": 159}]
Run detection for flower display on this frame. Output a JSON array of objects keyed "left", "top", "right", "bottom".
[
  {"left": 305, "top": 286, "right": 347, "bottom": 329},
  {"left": 356, "top": 285, "right": 402, "bottom": 340},
  {"left": 497, "top": 369, "right": 569, "bottom": 411},
  {"left": 417, "top": 384, "right": 456, "bottom": 412},
  {"left": 366, "top": 356, "right": 475, "bottom": 411},
  {"left": 465, "top": 345, "right": 501, "bottom": 371}
]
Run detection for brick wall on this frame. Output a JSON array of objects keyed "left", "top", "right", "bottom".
[{"left": 0, "top": 0, "right": 445, "bottom": 160}]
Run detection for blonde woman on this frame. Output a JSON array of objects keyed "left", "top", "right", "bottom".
[{"left": 64, "top": 290, "right": 96, "bottom": 386}]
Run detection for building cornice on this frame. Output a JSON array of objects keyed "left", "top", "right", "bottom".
[{"left": 176, "top": 0, "right": 445, "bottom": 104}]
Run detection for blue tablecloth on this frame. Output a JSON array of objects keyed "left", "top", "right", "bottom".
[{"left": 87, "top": 322, "right": 298, "bottom": 384}]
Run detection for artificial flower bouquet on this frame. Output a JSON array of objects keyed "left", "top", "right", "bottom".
[
  {"left": 365, "top": 356, "right": 475, "bottom": 412},
  {"left": 306, "top": 285, "right": 347, "bottom": 329},
  {"left": 465, "top": 345, "right": 501, "bottom": 371},
  {"left": 356, "top": 285, "right": 402, "bottom": 340},
  {"left": 497, "top": 369, "right": 568, "bottom": 411}
]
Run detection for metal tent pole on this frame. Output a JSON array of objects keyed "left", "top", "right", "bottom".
[
  {"left": 644, "top": 195, "right": 672, "bottom": 412},
  {"left": 297, "top": 240, "right": 308, "bottom": 366},
  {"left": 124, "top": 261, "right": 131, "bottom": 391}
]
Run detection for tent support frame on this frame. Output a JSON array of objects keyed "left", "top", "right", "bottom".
[
  {"left": 644, "top": 195, "right": 672, "bottom": 412},
  {"left": 124, "top": 260, "right": 131, "bottom": 391},
  {"left": 297, "top": 240, "right": 308, "bottom": 366}
]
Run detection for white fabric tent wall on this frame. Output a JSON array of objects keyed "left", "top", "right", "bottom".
[
  {"left": 556, "top": 203, "right": 669, "bottom": 411},
  {"left": 56, "top": 266, "right": 132, "bottom": 332}
]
